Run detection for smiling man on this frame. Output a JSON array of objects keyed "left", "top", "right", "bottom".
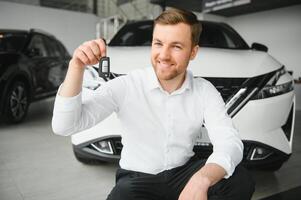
[
  {"left": 152, "top": 22, "right": 197, "bottom": 93},
  {"left": 52, "top": 8, "right": 255, "bottom": 200}
]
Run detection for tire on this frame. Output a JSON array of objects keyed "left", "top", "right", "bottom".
[{"left": 3, "top": 81, "right": 30, "bottom": 124}]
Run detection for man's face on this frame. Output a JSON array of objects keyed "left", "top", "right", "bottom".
[{"left": 151, "top": 23, "right": 198, "bottom": 81}]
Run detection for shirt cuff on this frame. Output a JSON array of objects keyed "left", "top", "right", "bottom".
[{"left": 205, "top": 152, "right": 236, "bottom": 179}]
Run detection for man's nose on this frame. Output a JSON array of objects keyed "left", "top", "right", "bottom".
[{"left": 159, "top": 46, "right": 171, "bottom": 60}]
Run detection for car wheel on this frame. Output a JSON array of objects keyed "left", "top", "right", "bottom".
[
  {"left": 3, "top": 81, "right": 30, "bottom": 124},
  {"left": 73, "top": 147, "right": 107, "bottom": 165}
]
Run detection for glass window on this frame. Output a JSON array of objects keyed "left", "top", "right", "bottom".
[
  {"left": 220, "top": 24, "right": 249, "bottom": 49},
  {"left": 56, "top": 41, "right": 70, "bottom": 58},
  {"left": 199, "top": 23, "right": 249, "bottom": 49},
  {"left": 27, "top": 35, "right": 48, "bottom": 57},
  {"left": 120, "top": 32, "right": 135, "bottom": 45},
  {"left": 43, "top": 36, "right": 61, "bottom": 57},
  {"left": 223, "top": 31, "right": 236, "bottom": 48},
  {"left": 199, "top": 24, "right": 228, "bottom": 48},
  {"left": 110, "top": 23, "right": 153, "bottom": 46},
  {"left": 109, "top": 21, "right": 249, "bottom": 49},
  {"left": 0, "top": 33, "right": 27, "bottom": 52}
]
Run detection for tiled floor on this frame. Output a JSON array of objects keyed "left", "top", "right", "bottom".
[{"left": 0, "top": 98, "right": 300, "bottom": 200}]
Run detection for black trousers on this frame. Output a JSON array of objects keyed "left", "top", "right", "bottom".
[{"left": 107, "top": 156, "right": 255, "bottom": 200}]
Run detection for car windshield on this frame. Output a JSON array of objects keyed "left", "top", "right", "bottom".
[
  {"left": 0, "top": 32, "right": 27, "bottom": 52},
  {"left": 109, "top": 21, "right": 249, "bottom": 49}
]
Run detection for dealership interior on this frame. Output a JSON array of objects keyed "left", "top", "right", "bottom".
[{"left": 1, "top": 0, "right": 301, "bottom": 200}]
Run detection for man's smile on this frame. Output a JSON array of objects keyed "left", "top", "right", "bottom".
[{"left": 157, "top": 60, "right": 175, "bottom": 69}]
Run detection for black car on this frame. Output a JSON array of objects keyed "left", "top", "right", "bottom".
[{"left": 0, "top": 29, "right": 70, "bottom": 123}]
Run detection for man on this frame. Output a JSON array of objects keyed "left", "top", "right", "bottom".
[{"left": 52, "top": 8, "right": 255, "bottom": 200}]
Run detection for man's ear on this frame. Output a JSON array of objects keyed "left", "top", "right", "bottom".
[{"left": 190, "top": 45, "right": 199, "bottom": 60}]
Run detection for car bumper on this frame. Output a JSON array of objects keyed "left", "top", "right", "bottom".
[{"left": 233, "top": 91, "right": 295, "bottom": 154}]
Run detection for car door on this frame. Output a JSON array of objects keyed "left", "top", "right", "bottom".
[
  {"left": 42, "top": 36, "right": 69, "bottom": 94},
  {"left": 26, "top": 33, "right": 53, "bottom": 98}
]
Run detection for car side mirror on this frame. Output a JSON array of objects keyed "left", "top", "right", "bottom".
[
  {"left": 251, "top": 42, "right": 268, "bottom": 52},
  {"left": 26, "top": 48, "right": 41, "bottom": 57}
]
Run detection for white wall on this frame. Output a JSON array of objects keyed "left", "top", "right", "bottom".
[
  {"left": 227, "top": 5, "right": 301, "bottom": 80},
  {"left": 0, "top": 1, "right": 100, "bottom": 54}
]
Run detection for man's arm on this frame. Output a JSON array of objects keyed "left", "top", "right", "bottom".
[
  {"left": 179, "top": 80, "right": 243, "bottom": 200},
  {"left": 202, "top": 80, "right": 243, "bottom": 178},
  {"left": 60, "top": 39, "right": 106, "bottom": 97},
  {"left": 52, "top": 39, "right": 113, "bottom": 136},
  {"left": 179, "top": 163, "right": 226, "bottom": 200}
]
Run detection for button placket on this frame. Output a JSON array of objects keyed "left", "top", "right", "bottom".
[{"left": 165, "top": 95, "right": 172, "bottom": 168}]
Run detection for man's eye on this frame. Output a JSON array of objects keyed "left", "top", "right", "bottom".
[
  {"left": 153, "top": 42, "right": 162, "bottom": 46},
  {"left": 174, "top": 45, "right": 182, "bottom": 49}
]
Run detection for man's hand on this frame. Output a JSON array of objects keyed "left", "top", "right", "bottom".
[
  {"left": 178, "top": 163, "right": 226, "bottom": 200},
  {"left": 71, "top": 39, "right": 107, "bottom": 70},
  {"left": 59, "top": 39, "right": 107, "bottom": 97},
  {"left": 178, "top": 172, "right": 210, "bottom": 200}
]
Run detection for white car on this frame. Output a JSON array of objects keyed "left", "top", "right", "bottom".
[{"left": 71, "top": 20, "right": 295, "bottom": 170}]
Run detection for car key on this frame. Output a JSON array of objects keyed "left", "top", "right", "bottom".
[{"left": 98, "top": 56, "right": 110, "bottom": 79}]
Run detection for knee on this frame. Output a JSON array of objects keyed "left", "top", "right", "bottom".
[
  {"left": 231, "top": 165, "right": 255, "bottom": 199},
  {"left": 210, "top": 165, "right": 255, "bottom": 200},
  {"left": 117, "top": 179, "right": 133, "bottom": 198},
  {"left": 107, "top": 179, "right": 132, "bottom": 200}
]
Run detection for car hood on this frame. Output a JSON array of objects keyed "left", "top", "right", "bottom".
[{"left": 107, "top": 47, "right": 282, "bottom": 77}]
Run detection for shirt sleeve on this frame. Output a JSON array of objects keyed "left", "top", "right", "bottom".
[
  {"left": 203, "top": 81, "right": 243, "bottom": 178},
  {"left": 52, "top": 76, "right": 127, "bottom": 136}
]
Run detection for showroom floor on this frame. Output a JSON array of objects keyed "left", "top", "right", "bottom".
[{"left": 0, "top": 98, "right": 300, "bottom": 200}]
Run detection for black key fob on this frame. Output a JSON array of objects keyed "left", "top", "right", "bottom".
[{"left": 98, "top": 57, "right": 110, "bottom": 78}]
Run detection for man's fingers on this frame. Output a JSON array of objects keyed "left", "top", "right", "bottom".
[
  {"left": 89, "top": 41, "right": 102, "bottom": 60},
  {"left": 95, "top": 38, "right": 107, "bottom": 58},
  {"left": 75, "top": 49, "right": 90, "bottom": 65},
  {"left": 71, "top": 38, "right": 107, "bottom": 67},
  {"left": 78, "top": 44, "right": 98, "bottom": 64}
]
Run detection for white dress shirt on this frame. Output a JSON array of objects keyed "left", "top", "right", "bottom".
[{"left": 52, "top": 67, "right": 243, "bottom": 178}]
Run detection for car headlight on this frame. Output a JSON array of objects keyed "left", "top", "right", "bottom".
[
  {"left": 226, "top": 66, "right": 293, "bottom": 117},
  {"left": 254, "top": 82, "right": 294, "bottom": 99},
  {"left": 251, "top": 67, "right": 294, "bottom": 100}
]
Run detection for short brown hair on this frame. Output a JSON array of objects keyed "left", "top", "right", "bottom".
[{"left": 154, "top": 8, "right": 202, "bottom": 46}]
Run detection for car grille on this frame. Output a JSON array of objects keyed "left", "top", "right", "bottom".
[
  {"left": 193, "top": 142, "right": 251, "bottom": 160},
  {"left": 193, "top": 145, "right": 213, "bottom": 159},
  {"left": 203, "top": 77, "right": 247, "bottom": 102}
]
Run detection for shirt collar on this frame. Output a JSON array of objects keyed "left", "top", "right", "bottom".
[
  {"left": 146, "top": 67, "right": 193, "bottom": 94},
  {"left": 146, "top": 67, "right": 161, "bottom": 90}
]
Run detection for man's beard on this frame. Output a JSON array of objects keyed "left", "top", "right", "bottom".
[
  {"left": 152, "top": 60, "right": 180, "bottom": 81},
  {"left": 155, "top": 67, "right": 179, "bottom": 80}
]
